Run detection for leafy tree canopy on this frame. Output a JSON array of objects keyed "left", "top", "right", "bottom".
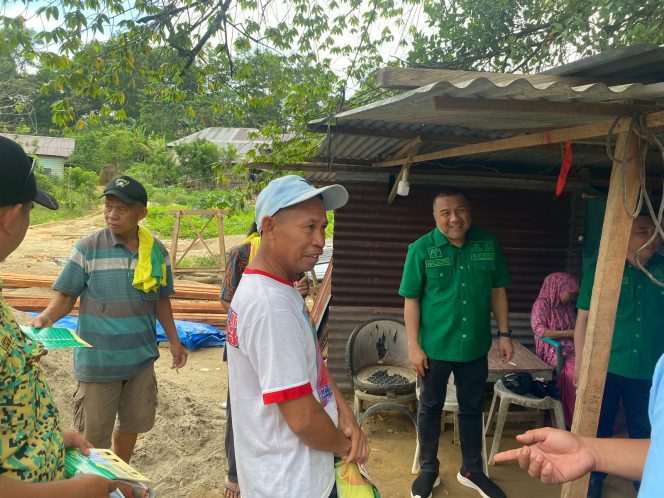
[
  {"left": 409, "top": 0, "right": 664, "bottom": 73},
  {"left": 2, "top": 0, "right": 421, "bottom": 132}
]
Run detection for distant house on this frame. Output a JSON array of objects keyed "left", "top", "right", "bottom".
[
  {"left": 1, "top": 133, "right": 75, "bottom": 178},
  {"left": 167, "top": 127, "right": 275, "bottom": 161}
]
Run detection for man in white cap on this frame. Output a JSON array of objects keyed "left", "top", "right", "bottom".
[{"left": 226, "top": 175, "right": 369, "bottom": 498}]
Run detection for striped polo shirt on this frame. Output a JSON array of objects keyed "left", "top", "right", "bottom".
[{"left": 53, "top": 228, "right": 174, "bottom": 382}]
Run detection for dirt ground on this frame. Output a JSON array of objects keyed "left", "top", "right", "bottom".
[{"left": 5, "top": 217, "right": 637, "bottom": 497}]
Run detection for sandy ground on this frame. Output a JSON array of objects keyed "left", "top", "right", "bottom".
[{"left": 5, "top": 217, "right": 637, "bottom": 497}]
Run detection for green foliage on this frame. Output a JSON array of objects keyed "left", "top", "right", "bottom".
[
  {"left": 144, "top": 205, "right": 254, "bottom": 239},
  {"left": 30, "top": 204, "right": 91, "bottom": 226},
  {"left": 409, "top": 0, "right": 664, "bottom": 72},
  {"left": 1, "top": 0, "right": 419, "bottom": 147},
  {"left": 33, "top": 163, "right": 100, "bottom": 210},
  {"left": 174, "top": 139, "right": 221, "bottom": 188},
  {"left": 177, "top": 255, "right": 222, "bottom": 269}
]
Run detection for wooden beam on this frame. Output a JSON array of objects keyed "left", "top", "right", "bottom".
[
  {"left": 375, "top": 67, "right": 596, "bottom": 90},
  {"left": 433, "top": 96, "right": 658, "bottom": 117},
  {"left": 372, "top": 110, "right": 664, "bottom": 168},
  {"left": 561, "top": 130, "right": 642, "bottom": 498}
]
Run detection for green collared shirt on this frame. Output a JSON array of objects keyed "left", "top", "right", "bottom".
[
  {"left": 399, "top": 227, "right": 511, "bottom": 362},
  {"left": 578, "top": 255, "right": 664, "bottom": 380}
]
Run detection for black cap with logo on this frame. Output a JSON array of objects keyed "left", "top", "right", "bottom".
[
  {"left": 102, "top": 175, "right": 148, "bottom": 205},
  {"left": 0, "top": 136, "right": 59, "bottom": 210}
]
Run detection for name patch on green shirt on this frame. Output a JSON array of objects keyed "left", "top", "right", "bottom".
[
  {"left": 426, "top": 257, "right": 451, "bottom": 268},
  {"left": 469, "top": 241, "right": 495, "bottom": 261}
]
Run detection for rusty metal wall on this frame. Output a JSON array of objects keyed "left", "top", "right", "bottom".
[{"left": 327, "top": 177, "right": 576, "bottom": 390}]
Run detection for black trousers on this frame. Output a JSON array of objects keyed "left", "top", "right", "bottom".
[{"left": 417, "top": 355, "right": 488, "bottom": 474}]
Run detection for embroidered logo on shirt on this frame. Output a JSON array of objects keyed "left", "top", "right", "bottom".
[
  {"left": 426, "top": 258, "right": 451, "bottom": 268},
  {"left": 226, "top": 308, "right": 239, "bottom": 348},
  {"left": 470, "top": 252, "right": 495, "bottom": 261},
  {"left": 428, "top": 247, "right": 443, "bottom": 259},
  {"left": 470, "top": 241, "right": 494, "bottom": 253}
]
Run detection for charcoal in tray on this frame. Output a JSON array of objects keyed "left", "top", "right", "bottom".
[{"left": 367, "top": 368, "right": 408, "bottom": 386}]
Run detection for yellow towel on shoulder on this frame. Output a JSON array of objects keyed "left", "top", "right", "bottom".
[
  {"left": 133, "top": 225, "right": 168, "bottom": 293},
  {"left": 243, "top": 232, "right": 261, "bottom": 263}
]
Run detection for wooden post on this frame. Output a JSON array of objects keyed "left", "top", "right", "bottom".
[
  {"left": 217, "top": 211, "right": 226, "bottom": 271},
  {"left": 561, "top": 130, "right": 642, "bottom": 497},
  {"left": 170, "top": 210, "right": 182, "bottom": 269}
]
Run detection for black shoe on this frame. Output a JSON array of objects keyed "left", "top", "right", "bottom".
[
  {"left": 457, "top": 470, "right": 506, "bottom": 498},
  {"left": 411, "top": 471, "right": 440, "bottom": 498},
  {"left": 587, "top": 477, "right": 603, "bottom": 498}
]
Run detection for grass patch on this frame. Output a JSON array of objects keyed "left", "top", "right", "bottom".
[
  {"left": 177, "top": 255, "right": 222, "bottom": 268},
  {"left": 145, "top": 208, "right": 335, "bottom": 239},
  {"left": 30, "top": 205, "right": 95, "bottom": 226}
]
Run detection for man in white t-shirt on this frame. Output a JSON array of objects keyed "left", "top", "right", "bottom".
[{"left": 226, "top": 175, "right": 370, "bottom": 498}]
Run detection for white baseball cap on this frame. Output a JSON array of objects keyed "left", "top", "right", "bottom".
[{"left": 255, "top": 175, "right": 348, "bottom": 233}]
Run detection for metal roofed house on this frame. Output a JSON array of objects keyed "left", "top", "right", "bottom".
[
  {"left": 0, "top": 133, "right": 75, "bottom": 177},
  {"left": 167, "top": 127, "right": 276, "bottom": 161},
  {"left": 250, "top": 45, "right": 664, "bottom": 498}
]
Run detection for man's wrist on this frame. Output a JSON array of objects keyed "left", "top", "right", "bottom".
[{"left": 496, "top": 329, "right": 512, "bottom": 338}]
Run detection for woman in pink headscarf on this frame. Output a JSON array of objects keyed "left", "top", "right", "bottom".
[{"left": 531, "top": 272, "right": 580, "bottom": 428}]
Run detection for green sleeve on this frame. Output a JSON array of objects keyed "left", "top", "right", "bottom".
[
  {"left": 492, "top": 238, "right": 511, "bottom": 288},
  {"left": 399, "top": 245, "right": 424, "bottom": 299},
  {"left": 577, "top": 264, "right": 596, "bottom": 310}
]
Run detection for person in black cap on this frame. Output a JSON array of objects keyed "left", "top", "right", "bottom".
[
  {"left": 30, "top": 174, "right": 188, "bottom": 464},
  {"left": 0, "top": 136, "right": 119, "bottom": 496}
]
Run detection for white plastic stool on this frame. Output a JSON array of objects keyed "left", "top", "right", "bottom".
[
  {"left": 411, "top": 380, "right": 489, "bottom": 476},
  {"left": 485, "top": 379, "right": 565, "bottom": 465}
]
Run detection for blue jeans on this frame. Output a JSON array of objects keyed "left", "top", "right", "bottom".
[
  {"left": 590, "top": 372, "right": 652, "bottom": 487},
  {"left": 328, "top": 483, "right": 337, "bottom": 498},
  {"left": 417, "top": 355, "right": 488, "bottom": 474}
]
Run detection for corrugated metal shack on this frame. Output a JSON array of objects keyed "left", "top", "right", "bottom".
[{"left": 297, "top": 44, "right": 664, "bottom": 392}]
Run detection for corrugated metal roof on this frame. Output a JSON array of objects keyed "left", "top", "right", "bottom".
[
  {"left": 168, "top": 127, "right": 278, "bottom": 160},
  {"left": 544, "top": 44, "right": 664, "bottom": 82},
  {"left": 313, "top": 77, "right": 664, "bottom": 132},
  {"left": 1, "top": 134, "right": 75, "bottom": 158},
  {"left": 309, "top": 62, "right": 664, "bottom": 175}
]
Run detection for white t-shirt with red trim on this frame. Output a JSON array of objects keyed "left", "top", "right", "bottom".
[{"left": 226, "top": 269, "right": 337, "bottom": 498}]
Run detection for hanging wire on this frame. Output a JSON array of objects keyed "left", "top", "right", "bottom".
[{"left": 607, "top": 113, "right": 664, "bottom": 287}]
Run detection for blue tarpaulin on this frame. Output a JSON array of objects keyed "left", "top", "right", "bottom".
[{"left": 27, "top": 313, "right": 225, "bottom": 350}]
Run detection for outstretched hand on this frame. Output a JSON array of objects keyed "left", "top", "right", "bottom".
[{"left": 494, "top": 428, "right": 596, "bottom": 485}]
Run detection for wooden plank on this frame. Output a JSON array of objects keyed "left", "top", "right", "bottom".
[
  {"left": 0, "top": 273, "right": 220, "bottom": 300},
  {"left": 167, "top": 209, "right": 219, "bottom": 216},
  {"left": 5, "top": 296, "right": 224, "bottom": 314},
  {"left": 561, "top": 130, "right": 641, "bottom": 498},
  {"left": 433, "top": 96, "right": 657, "bottom": 117},
  {"left": 375, "top": 67, "right": 595, "bottom": 90},
  {"left": 217, "top": 211, "right": 226, "bottom": 270},
  {"left": 170, "top": 210, "right": 181, "bottom": 269},
  {"left": 372, "top": 110, "right": 664, "bottom": 168},
  {"left": 487, "top": 340, "right": 553, "bottom": 382},
  {"left": 310, "top": 262, "right": 333, "bottom": 332}
]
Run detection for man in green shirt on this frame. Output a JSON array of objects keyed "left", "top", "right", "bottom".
[
  {"left": 575, "top": 213, "right": 664, "bottom": 498},
  {"left": 400, "top": 187, "right": 514, "bottom": 498}
]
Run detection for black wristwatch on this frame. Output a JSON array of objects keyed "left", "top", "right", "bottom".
[{"left": 497, "top": 330, "right": 512, "bottom": 338}]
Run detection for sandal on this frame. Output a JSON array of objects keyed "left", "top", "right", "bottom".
[{"left": 224, "top": 477, "right": 241, "bottom": 498}]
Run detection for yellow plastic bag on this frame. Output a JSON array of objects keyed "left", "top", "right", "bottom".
[{"left": 335, "top": 458, "right": 380, "bottom": 498}]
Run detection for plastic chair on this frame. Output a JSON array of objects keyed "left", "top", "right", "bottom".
[
  {"left": 539, "top": 337, "right": 564, "bottom": 376},
  {"left": 345, "top": 318, "right": 417, "bottom": 427},
  {"left": 485, "top": 379, "right": 565, "bottom": 465},
  {"left": 410, "top": 375, "right": 489, "bottom": 476}
]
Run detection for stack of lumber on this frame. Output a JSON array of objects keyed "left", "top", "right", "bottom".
[{"left": 1, "top": 273, "right": 227, "bottom": 328}]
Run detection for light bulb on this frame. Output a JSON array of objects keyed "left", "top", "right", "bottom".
[{"left": 397, "top": 179, "right": 410, "bottom": 196}]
